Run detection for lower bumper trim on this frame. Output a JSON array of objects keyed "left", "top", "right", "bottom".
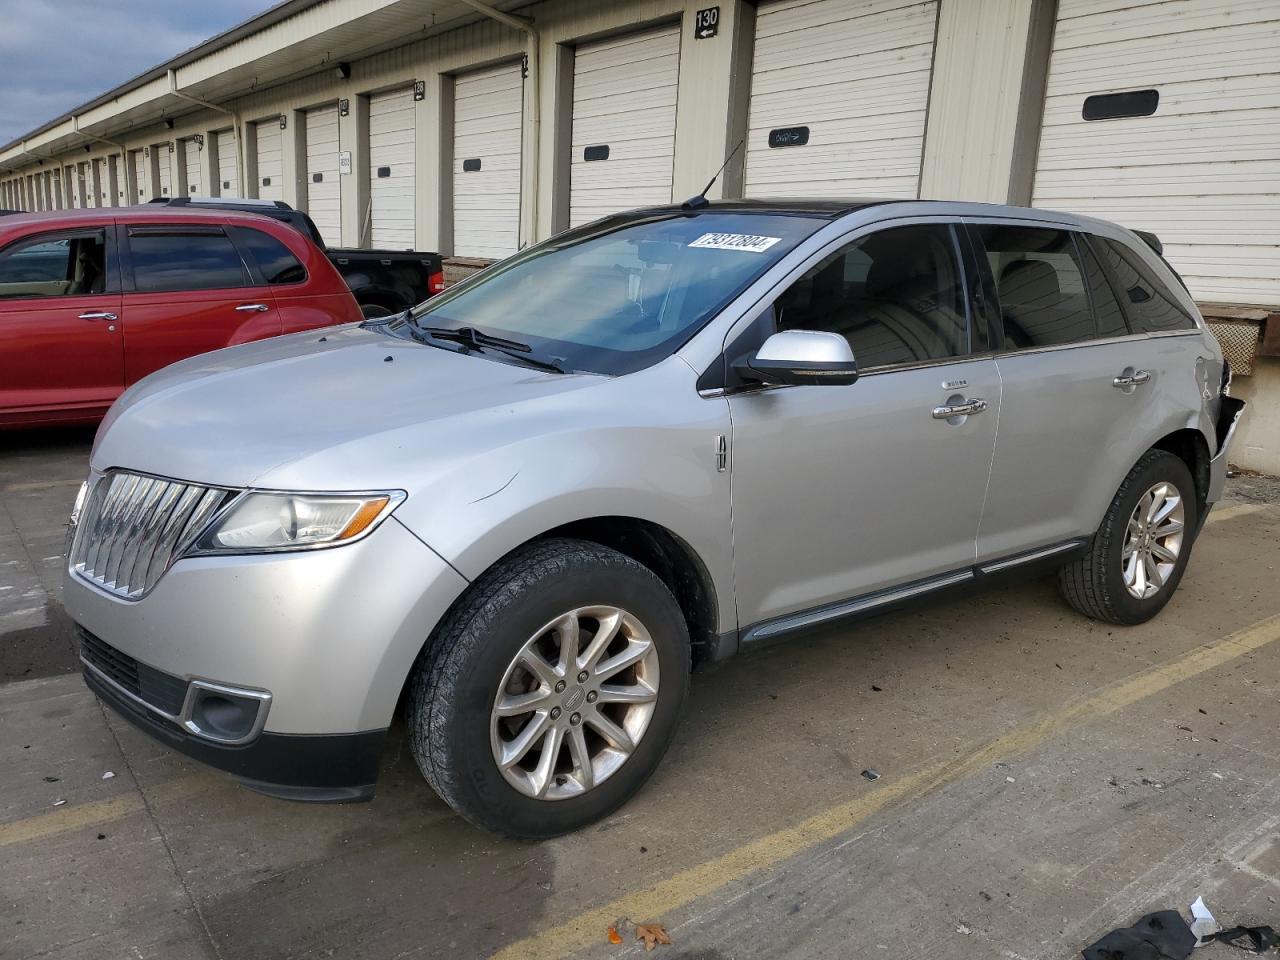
[{"left": 85, "top": 667, "right": 385, "bottom": 803}]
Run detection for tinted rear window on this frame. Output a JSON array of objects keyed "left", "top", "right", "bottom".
[
  {"left": 130, "top": 229, "right": 248, "bottom": 293},
  {"left": 1089, "top": 237, "right": 1196, "bottom": 334},
  {"left": 233, "top": 227, "right": 307, "bottom": 285}
]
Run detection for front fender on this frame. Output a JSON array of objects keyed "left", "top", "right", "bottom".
[{"left": 394, "top": 364, "right": 737, "bottom": 637}]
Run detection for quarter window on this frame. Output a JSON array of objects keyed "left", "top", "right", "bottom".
[
  {"left": 232, "top": 227, "right": 307, "bottom": 285},
  {"left": 973, "top": 225, "right": 1094, "bottom": 349},
  {"left": 773, "top": 224, "right": 969, "bottom": 368},
  {"left": 129, "top": 229, "right": 248, "bottom": 293},
  {"left": 0, "top": 231, "right": 107, "bottom": 299},
  {"left": 1090, "top": 237, "right": 1195, "bottom": 334}
]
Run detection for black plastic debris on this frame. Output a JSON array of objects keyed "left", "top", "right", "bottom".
[
  {"left": 861, "top": 769, "right": 880, "bottom": 781},
  {"left": 1082, "top": 910, "right": 1196, "bottom": 960},
  {"left": 1213, "top": 925, "right": 1278, "bottom": 954}
]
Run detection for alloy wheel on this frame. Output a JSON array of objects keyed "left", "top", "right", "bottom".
[
  {"left": 490, "top": 605, "right": 660, "bottom": 800},
  {"left": 1121, "top": 481, "right": 1185, "bottom": 600}
]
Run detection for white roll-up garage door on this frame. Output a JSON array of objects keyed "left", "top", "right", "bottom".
[
  {"left": 255, "top": 120, "right": 283, "bottom": 202},
  {"left": 744, "top": 0, "right": 939, "bottom": 199},
  {"left": 156, "top": 146, "right": 172, "bottom": 199},
  {"left": 184, "top": 139, "right": 201, "bottom": 196},
  {"left": 97, "top": 159, "right": 112, "bottom": 206},
  {"left": 216, "top": 129, "right": 239, "bottom": 198},
  {"left": 569, "top": 24, "right": 680, "bottom": 228},
  {"left": 1033, "top": 0, "right": 1280, "bottom": 305},
  {"left": 132, "top": 151, "right": 147, "bottom": 202},
  {"left": 453, "top": 62, "right": 524, "bottom": 259},
  {"left": 304, "top": 104, "right": 342, "bottom": 245},
  {"left": 369, "top": 87, "right": 417, "bottom": 250}
]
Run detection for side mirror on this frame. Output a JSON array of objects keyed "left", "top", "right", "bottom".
[{"left": 734, "top": 330, "right": 859, "bottom": 387}]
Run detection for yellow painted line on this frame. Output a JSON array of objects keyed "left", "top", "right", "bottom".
[
  {"left": 0, "top": 773, "right": 213, "bottom": 849},
  {"left": 492, "top": 613, "right": 1280, "bottom": 960},
  {"left": 1206, "top": 502, "right": 1272, "bottom": 525}
]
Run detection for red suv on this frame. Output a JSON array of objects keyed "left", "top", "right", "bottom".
[{"left": 0, "top": 207, "right": 363, "bottom": 427}]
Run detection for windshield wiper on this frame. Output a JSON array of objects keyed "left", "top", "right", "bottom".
[{"left": 418, "top": 325, "right": 566, "bottom": 374}]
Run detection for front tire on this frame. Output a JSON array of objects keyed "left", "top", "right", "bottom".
[
  {"left": 1059, "top": 449, "right": 1198, "bottom": 625},
  {"left": 406, "top": 538, "right": 690, "bottom": 838}
]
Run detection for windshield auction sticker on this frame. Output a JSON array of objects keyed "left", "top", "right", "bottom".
[{"left": 688, "top": 233, "right": 782, "bottom": 253}]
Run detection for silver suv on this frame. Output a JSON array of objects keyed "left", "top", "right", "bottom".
[{"left": 64, "top": 200, "right": 1245, "bottom": 837}]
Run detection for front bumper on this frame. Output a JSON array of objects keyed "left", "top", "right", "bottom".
[
  {"left": 65, "top": 516, "right": 469, "bottom": 797},
  {"left": 85, "top": 663, "right": 383, "bottom": 802}
]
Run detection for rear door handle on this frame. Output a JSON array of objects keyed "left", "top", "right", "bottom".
[
  {"left": 1113, "top": 370, "right": 1151, "bottom": 388},
  {"left": 78, "top": 311, "right": 117, "bottom": 321},
  {"left": 236, "top": 303, "right": 271, "bottom": 313},
  {"left": 932, "top": 398, "right": 988, "bottom": 419}
]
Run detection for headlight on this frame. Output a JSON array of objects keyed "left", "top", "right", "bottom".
[{"left": 187, "top": 490, "right": 405, "bottom": 555}]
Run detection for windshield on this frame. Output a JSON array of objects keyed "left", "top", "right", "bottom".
[{"left": 408, "top": 212, "right": 824, "bottom": 375}]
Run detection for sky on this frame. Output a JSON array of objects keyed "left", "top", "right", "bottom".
[{"left": 0, "top": 0, "right": 268, "bottom": 146}]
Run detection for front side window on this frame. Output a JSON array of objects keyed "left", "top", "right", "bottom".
[
  {"left": 232, "top": 227, "right": 307, "bottom": 285},
  {"left": 773, "top": 224, "right": 970, "bottom": 368},
  {"left": 129, "top": 228, "right": 248, "bottom": 293},
  {"left": 1090, "top": 237, "right": 1195, "bottom": 334},
  {"left": 973, "top": 225, "right": 1095, "bottom": 349},
  {"left": 408, "top": 213, "right": 825, "bottom": 375},
  {"left": 0, "top": 231, "right": 106, "bottom": 299}
]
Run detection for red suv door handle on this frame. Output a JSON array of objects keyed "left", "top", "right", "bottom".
[
  {"left": 236, "top": 303, "right": 271, "bottom": 313},
  {"left": 78, "top": 311, "right": 117, "bottom": 321}
]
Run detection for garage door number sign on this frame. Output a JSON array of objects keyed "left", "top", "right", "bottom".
[{"left": 694, "top": 6, "right": 719, "bottom": 39}]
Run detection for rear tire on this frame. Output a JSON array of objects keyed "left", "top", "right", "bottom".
[
  {"left": 1059, "top": 450, "right": 1198, "bottom": 625},
  {"left": 406, "top": 537, "right": 690, "bottom": 838}
]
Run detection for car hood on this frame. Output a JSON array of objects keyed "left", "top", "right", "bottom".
[{"left": 92, "top": 323, "right": 604, "bottom": 489}]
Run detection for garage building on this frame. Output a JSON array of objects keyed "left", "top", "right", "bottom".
[{"left": 0, "top": 0, "right": 1276, "bottom": 473}]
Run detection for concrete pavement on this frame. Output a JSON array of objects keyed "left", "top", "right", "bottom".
[{"left": 3, "top": 428, "right": 1279, "bottom": 960}]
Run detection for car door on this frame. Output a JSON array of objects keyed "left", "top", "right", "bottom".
[
  {"left": 725, "top": 221, "right": 1000, "bottom": 638},
  {"left": 0, "top": 225, "right": 124, "bottom": 423},
  {"left": 227, "top": 223, "right": 356, "bottom": 333},
  {"left": 120, "top": 222, "right": 282, "bottom": 384},
  {"left": 968, "top": 220, "right": 1197, "bottom": 562}
]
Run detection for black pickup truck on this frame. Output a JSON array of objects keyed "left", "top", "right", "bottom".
[{"left": 148, "top": 197, "right": 444, "bottom": 317}]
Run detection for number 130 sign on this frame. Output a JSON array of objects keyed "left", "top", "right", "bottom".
[{"left": 694, "top": 6, "right": 719, "bottom": 39}]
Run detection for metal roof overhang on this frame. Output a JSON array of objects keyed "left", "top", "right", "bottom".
[{"left": 0, "top": 0, "right": 527, "bottom": 172}]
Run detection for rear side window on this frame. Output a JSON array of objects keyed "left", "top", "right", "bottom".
[
  {"left": 232, "top": 227, "right": 307, "bottom": 285},
  {"left": 129, "top": 229, "right": 249, "bottom": 293},
  {"left": 1075, "top": 237, "right": 1129, "bottom": 339},
  {"left": 0, "top": 231, "right": 107, "bottom": 298},
  {"left": 1089, "top": 237, "right": 1196, "bottom": 334},
  {"left": 973, "top": 225, "right": 1094, "bottom": 349}
]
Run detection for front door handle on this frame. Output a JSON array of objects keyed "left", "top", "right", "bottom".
[
  {"left": 235, "top": 303, "right": 271, "bottom": 313},
  {"left": 78, "top": 311, "right": 117, "bottom": 321},
  {"left": 1113, "top": 370, "right": 1151, "bottom": 388},
  {"left": 932, "top": 398, "right": 988, "bottom": 420}
]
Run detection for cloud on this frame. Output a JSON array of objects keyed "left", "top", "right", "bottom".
[{"left": 0, "top": 0, "right": 265, "bottom": 145}]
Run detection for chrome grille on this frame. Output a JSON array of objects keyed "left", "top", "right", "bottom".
[{"left": 70, "top": 471, "right": 231, "bottom": 600}]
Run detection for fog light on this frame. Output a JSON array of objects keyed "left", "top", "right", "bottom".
[{"left": 181, "top": 681, "right": 271, "bottom": 744}]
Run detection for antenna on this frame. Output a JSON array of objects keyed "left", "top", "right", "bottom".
[{"left": 682, "top": 138, "right": 745, "bottom": 211}]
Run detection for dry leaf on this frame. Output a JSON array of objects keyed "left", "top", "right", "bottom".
[
  {"left": 635, "top": 923, "right": 672, "bottom": 951},
  {"left": 606, "top": 926, "right": 623, "bottom": 945}
]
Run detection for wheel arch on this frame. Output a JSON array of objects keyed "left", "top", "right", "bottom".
[
  {"left": 1148, "top": 427, "right": 1212, "bottom": 520},
  {"left": 534, "top": 516, "right": 720, "bottom": 668},
  {"left": 390, "top": 515, "right": 722, "bottom": 722}
]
